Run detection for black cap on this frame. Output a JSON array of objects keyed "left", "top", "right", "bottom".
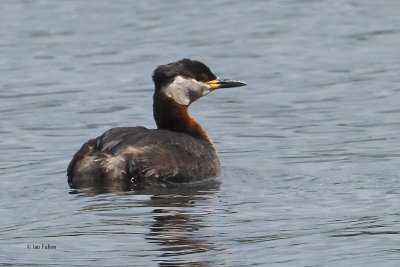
[{"left": 152, "top": 59, "right": 217, "bottom": 91}]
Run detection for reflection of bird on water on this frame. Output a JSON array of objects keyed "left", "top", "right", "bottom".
[
  {"left": 79, "top": 181, "right": 221, "bottom": 266},
  {"left": 145, "top": 186, "right": 219, "bottom": 264}
]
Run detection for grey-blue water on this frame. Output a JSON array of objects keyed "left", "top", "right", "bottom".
[{"left": 1, "top": 0, "right": 400, "bottom": 266}]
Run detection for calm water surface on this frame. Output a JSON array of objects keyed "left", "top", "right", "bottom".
[{"left": 1, "top": 0, "right": 400, "bottom": 266}]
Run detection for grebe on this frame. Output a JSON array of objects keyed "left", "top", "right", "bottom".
[{"left": 67, "top": 58, "right": 246, "bottom": 187}]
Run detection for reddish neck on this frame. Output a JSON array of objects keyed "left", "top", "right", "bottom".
[{"left": 153, "top": 93, "right": 209, "bottom": 139}]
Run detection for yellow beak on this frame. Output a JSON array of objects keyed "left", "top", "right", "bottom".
[{"left": 206, "top": 78, "right": 247, "bottom": 89}]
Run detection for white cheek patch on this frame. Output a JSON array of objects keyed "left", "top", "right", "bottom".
[{"left": 161, "top": 76, "right": 211, "bottom": 105}]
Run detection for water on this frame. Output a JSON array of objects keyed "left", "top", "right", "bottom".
[{"left": 1, "top": 0, "right": 400, "bottom": 266}]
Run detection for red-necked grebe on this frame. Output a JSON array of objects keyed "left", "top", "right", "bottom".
[{"left": 67, "top": 58, "right": 246, "bottom": 187}]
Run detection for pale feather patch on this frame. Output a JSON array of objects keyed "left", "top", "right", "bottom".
[
  {"left": 101, "top": 155, "right": 127, "bottom": 179},
  {"left": 76, "top": 156, "right": 98, "bottom": 174}
]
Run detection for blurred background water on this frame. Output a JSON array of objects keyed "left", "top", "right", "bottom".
[{"left": 1, "top": 0, "right": 400, "bottom": 266}]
